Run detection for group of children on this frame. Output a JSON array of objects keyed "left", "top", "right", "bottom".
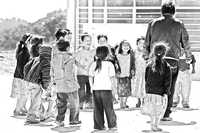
[{"left": 10, "top": 28, "right": 196, "bottom": 132}]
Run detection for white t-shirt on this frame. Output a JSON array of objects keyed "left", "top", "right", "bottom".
[{"left": 89, "top": 61, "right": 115, "bottom": 90}]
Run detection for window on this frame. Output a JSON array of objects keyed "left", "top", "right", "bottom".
[
  {"left": 107, "top": 0, "right": 133, "bottom": 7},
  {"left": 176, "top": 0, "right": 200, "bottom": 6},
  {"left": 79, "top": 0, "right": 88, "bottom": 7},
  {"left": 93, "top": 0, "right": 105, "bottom": 7},
  {"left": 136, "top": 0, "right": 161, "bottom": 6}
]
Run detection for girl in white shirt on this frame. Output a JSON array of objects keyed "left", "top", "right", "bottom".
[{"left": 89, "top": 46, "right": 117, "bottom": 131}]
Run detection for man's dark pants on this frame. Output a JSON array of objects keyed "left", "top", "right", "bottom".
[{"left": 164, "top": 59, "right": 179, "bottom": 118}]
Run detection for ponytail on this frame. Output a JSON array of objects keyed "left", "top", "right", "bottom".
[
  {"left": 95, "top": 58, "right": 102, "bottom": 72},
  {"left": 150, "top": 42, "right": 168, "bottom": 75},
  {"left": 152, "top": 55, "right": 164, "bottom": 75}
]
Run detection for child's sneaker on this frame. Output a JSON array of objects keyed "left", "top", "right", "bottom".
[
  {"left": 109, "top": 126, "right": 117, "bottom": 131},
  {"left": 26, "top": 114, "right": 40, "bottom": 124},
  {"left": 69, "top": 120, "right": 82, "bottom": 125},
  {"left": 183, "top": 104, "right": 190, "bottom": 109},
  {"left": 55, "top": 121, "right": 65, "bottom": 127},
  {"left": 151, "top": 126, "right": 162, "bottom": 132},
  {"left": 13, "top": 110, "right": 26, "bottom": 116}
]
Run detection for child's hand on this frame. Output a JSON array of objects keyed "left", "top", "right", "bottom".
[
  {"left": 131, "top": 70, "right": 135, "bottom": 77},
  {"left": 163, "top": 94, "right": 168, "bottom": 99},
  {"left": 192, "top": 69, "right": 196, "bottom": 74}
]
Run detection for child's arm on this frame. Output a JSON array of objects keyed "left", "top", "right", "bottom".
[
  {"left": 89, "top": 76, "right": 94, "bottom": 93},
  {"left": 191, "top": 55, "right": 196, "bottom": 73},
  {"left": 110, "top": 76, "right": 117, "bottom": 91}
]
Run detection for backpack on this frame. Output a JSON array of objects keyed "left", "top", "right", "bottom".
[{"left": 24, "top": 57, "right": 41, "bottom": 83}]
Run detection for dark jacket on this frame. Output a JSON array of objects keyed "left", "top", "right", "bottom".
[
  {"left": 145, "top": 15, "right": 191, "bottom": 59},
  {"left": 145, "top": 60, "right": 172, "bottom": 96},
  {"left": 14, "top": 43, "right": 30, "bottom": 79},
  {"left": 24, "top": 46, "right": 51, "bottom": 90}
]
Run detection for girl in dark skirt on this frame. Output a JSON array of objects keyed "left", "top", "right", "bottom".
[{"left": 116, "top": 40, "right": 135, "bottom": 109}]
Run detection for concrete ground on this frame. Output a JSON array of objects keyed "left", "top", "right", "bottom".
[{"left": 1, "top": 74, "right": 200, "bottom": 133}]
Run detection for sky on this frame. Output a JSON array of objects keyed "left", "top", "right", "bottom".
[{"left": 0, "top": 0, "right": 67, "bottom": 22}]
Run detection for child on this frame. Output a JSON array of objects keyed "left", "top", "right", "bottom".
[
  {"left": 173, "top": 48, "right": 196, "bottom": 108},
  {"left": 89, "top": 46, "right": 117, "bottom": 131},
  {"left": 10, "top": 33, "right": 31, "bottom": 116},
  {"left": 75, "top": 33, "right": 95, "bottom": 109},
  {"left": 51, "top": 39, "right": 81, "bottom": 127},
  {"left": 24, "top": 36, "right": 51, "bottom": 123},
  {"left": 96, "top": 35, "right": 120, "bottom": 103},
  {"left": 116, "top": 40, "right": 135, "bottom": 109},
  {"left": 132, "top": 37, "right": 146, "bottom": 107},
  {"left": 142, "top": 42, "right": 171, "bottom": 131},
  {"left": 44, "top": 28, "right": 73, "bottom": 119}
]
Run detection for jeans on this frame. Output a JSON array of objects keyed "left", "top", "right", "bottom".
[
  {"left": 77, "top": 75, "right": 92, "bottom": 106},
  {"left": 93, "top": 90, "right": 117, "bottom": 129},
  {"left": 26, "top": 82, "right": 43, "bottom": 121},
  {"left": 163, "top": 59, "right": 179, "bottom": 118},
  {"left": 173, "top": 70, "right": 191, "bottom": 106},
  {"left": 56, "top": 91, "right": 80, "bottom": 123}
]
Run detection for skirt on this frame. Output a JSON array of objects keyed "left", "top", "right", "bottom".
[
  {"left": 117, "top": 77, "right": 131, "bottom": 97},
  {"left": 141, "top": 94, "right": 168, "bottom": 117},
  {"left": 10, "top": 78, "right": 27, "bottom": 98}
]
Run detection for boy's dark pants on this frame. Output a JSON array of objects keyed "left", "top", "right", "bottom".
[
  {"left": 56, "top": 91, "right": 80, "bottom": 123},
  {"left": 93, "top": 90, "right": 117, "bottom": 129},
  {"left": 164, "top": 59, "right": 179, "bottom": 118},
  {"left": 77, "top": 75, "right": 92, "bottom": 105}
]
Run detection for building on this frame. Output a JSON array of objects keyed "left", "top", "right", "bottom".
[{"left": 66, "top": 0, "right": 200, "bottom": 52}]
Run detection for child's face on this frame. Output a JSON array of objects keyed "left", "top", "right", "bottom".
[
  {"left": 63, "top": 34, "right": 72, "bottom": 42},
  {"left": 137, "top": 40, "right": 145, "bottom": 51},
  {"left": 83, "top": 36, "right": 92, "bottom": 49},
  {"left": 122, "top": 42, "right": 130, "bottom": 53},
  {"left": 98, "top": 37, "right": 107, "bottom": 46}
]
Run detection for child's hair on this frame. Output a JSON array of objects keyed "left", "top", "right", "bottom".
[
  {"left": 56, "top": 39, "right": 70, "bottom": 51},
  {"left": 150, "top": 42, "right": 168, "bottom": 75},
  {"left": 55, "top": 28, "right": 71, "bottom": 40},
  {"left": 136, "top": 36, "right": 145, "bottom": 45},
  {"left": 118, "top": 40, "right": 131, "bottom": 54},
  {"left": 81, "top": 32, "right": 91, "bottom": 42},
  {"left": 30, "top": 36, "right": 43, "bottom": 57},
  {"left": 95, "top": 46, "right": 109, "bottom": 72},
  {"left": 97, "top": 34, "right": 108, "bottom": 42}
]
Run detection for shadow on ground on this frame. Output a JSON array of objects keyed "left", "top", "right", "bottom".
[{"left": 51, "top": 125, "right": 80, "bottom": 133}]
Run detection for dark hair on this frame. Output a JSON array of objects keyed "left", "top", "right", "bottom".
[
  {"left": 30, "top": 36, "right": 43, "bottom": 57},
  {"left": 20, "top": 33, "right": 32, "bottom": 44},
  {"left": 136, "top": 36, "right": 145, "bottom": 45},
  {"left": 56, "top": 39, "right": 70, "bottom": 51},
  {"left": 81, "top": 32, "right": 91, "bottom": 42},
  {"left": 118, "top": 40, "right": 131, "bottom": 54},
  {"left": 95, "top": 46, "right": 109, "bottom": 72},
  {"left": 55, "top": 28, "right": 71, "bottom": 40},
  {"left": 161, "top": 2, "right": 175, "bottom": 15},
  {"left": 150, "top": 42, "right": 168, "bottom": 75},
  {"left": 30, "top": 36, "right": 43, "bottom": 46},
  {"left": 97, "top": 34, "right": 108, "bottom": 42}
]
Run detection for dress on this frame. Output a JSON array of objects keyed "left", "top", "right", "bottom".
[
  {"left": 132, "top": 50, "right": 146, "bottom": 98},
  {"left": 116, "top": 54, "right": 131, "bottom": 97}
]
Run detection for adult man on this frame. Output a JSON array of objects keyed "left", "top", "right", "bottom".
[{"left": 144, "top": 1, "right": 192, "bottom": 121}]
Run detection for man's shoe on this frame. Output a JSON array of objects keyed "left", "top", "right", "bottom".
[{"left": 161, "top": 117, "right": 173, "bottom": 121}]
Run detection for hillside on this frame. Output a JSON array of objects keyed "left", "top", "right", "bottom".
[{"left": 0, "top": 9, "right": 66, "bottom": 50}]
